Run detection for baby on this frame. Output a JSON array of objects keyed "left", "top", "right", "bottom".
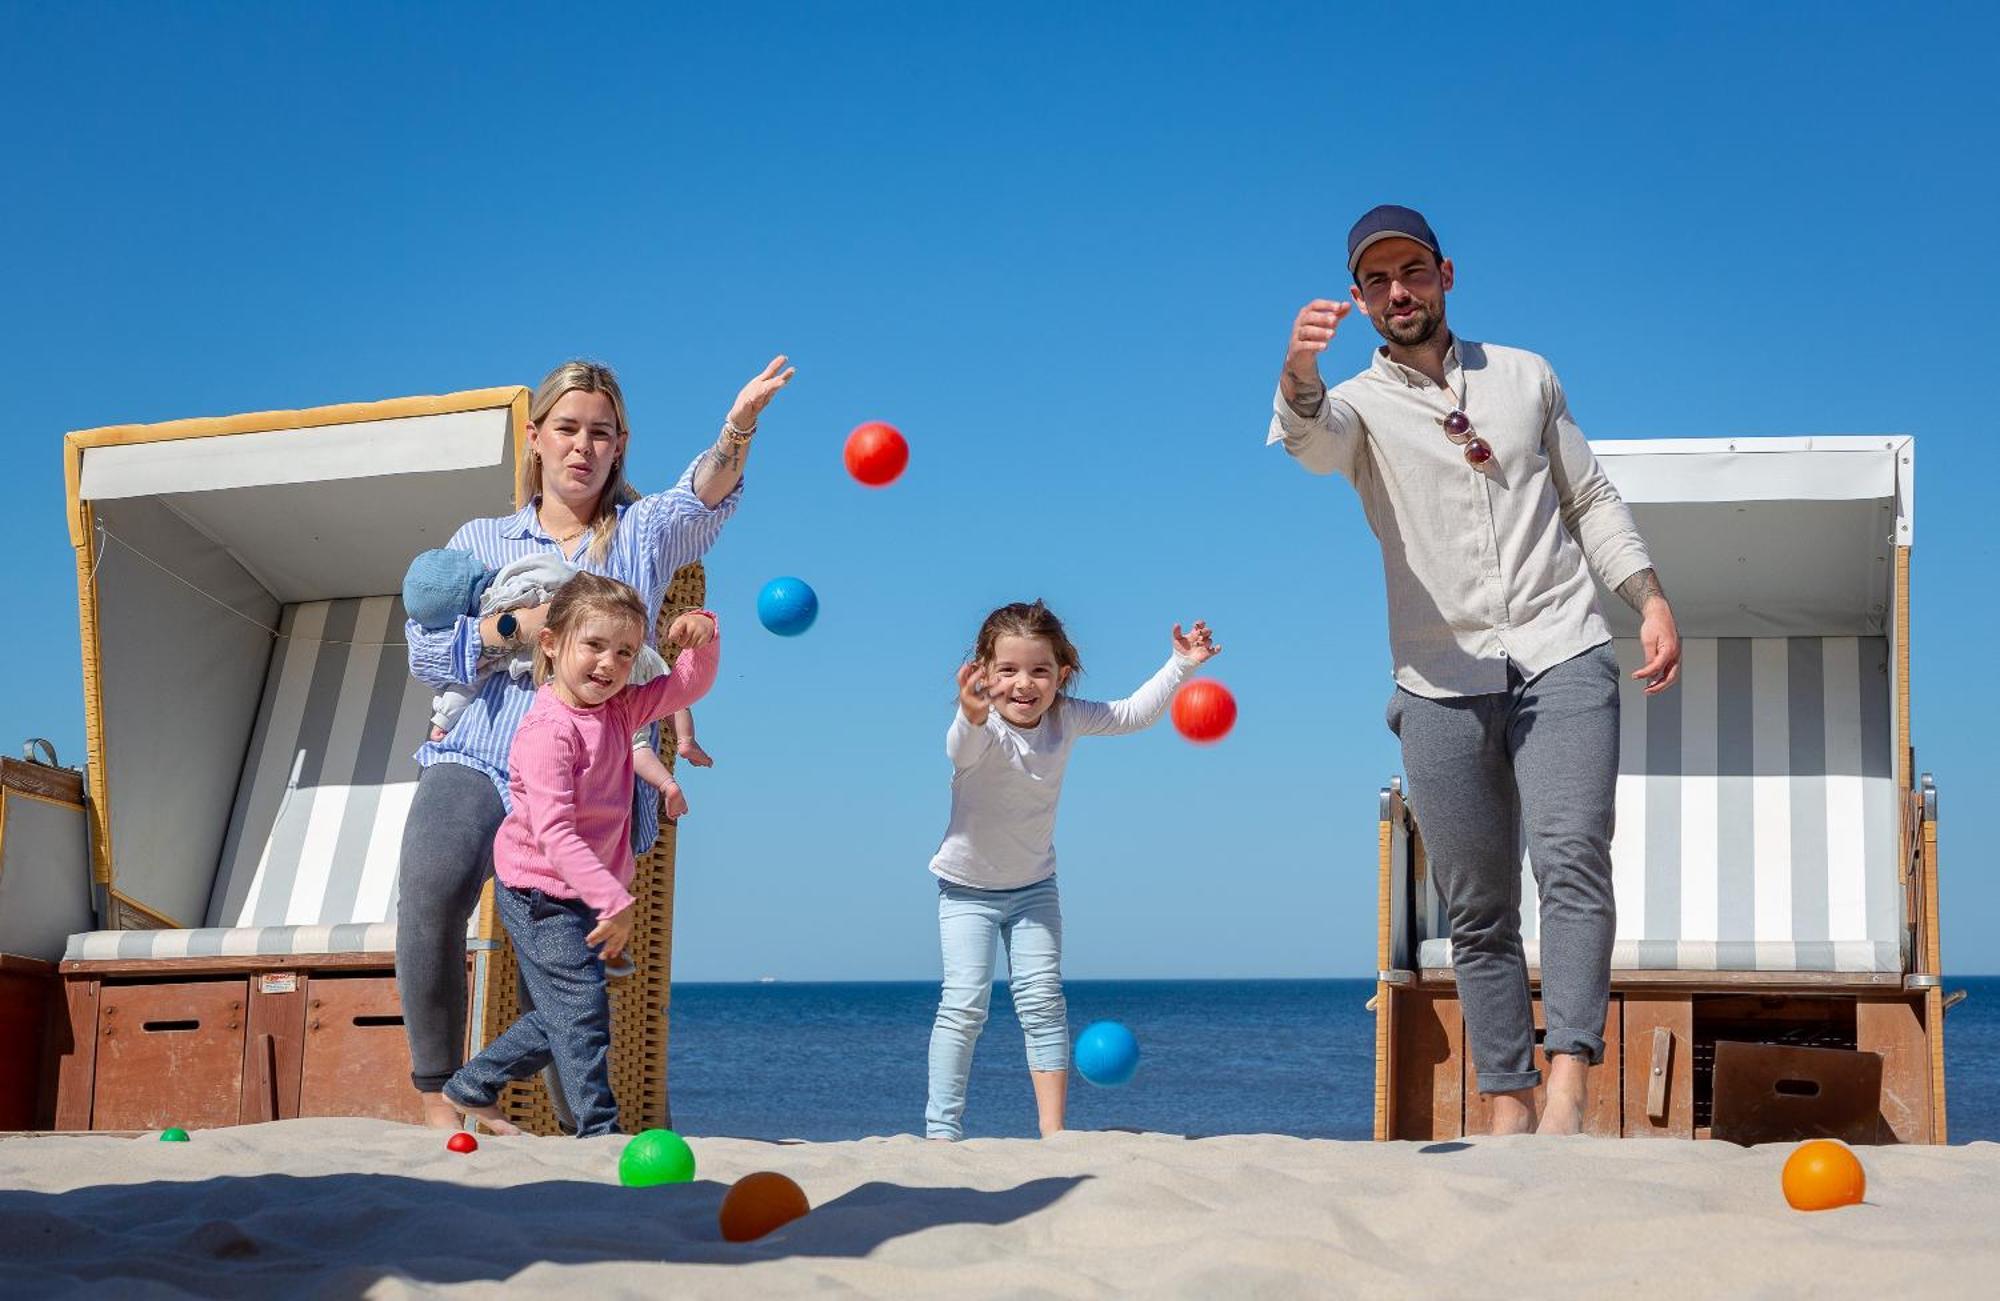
[{"left": 403, "top": 548, "right": 713, "bottom": 822}]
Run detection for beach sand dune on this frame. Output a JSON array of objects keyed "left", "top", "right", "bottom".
[{"left": 3, "top": 1119, "right": 1996, "bottom": 1297}]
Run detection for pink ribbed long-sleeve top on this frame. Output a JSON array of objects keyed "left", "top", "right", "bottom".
[{"left": 494, "top": 631, "right": 720, "bottom": 918}]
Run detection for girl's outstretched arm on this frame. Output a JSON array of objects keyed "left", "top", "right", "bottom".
[
  {"left": 1068, "top": 621, "right": 1222, "bottom": 737},
  {"left": 626, "top": 612, "right": 722, "bottom": 728},
  {"left": 946, "top": 663, "right": 997, "bottom": 769}
]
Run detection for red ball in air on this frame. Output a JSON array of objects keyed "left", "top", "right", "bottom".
[
  {"left": 843, "top": 421, "right": 909, "bottom": 487},
  {"left": 446, "top": 1131, "right": 478, "bottom": 1154},
  {"left": 1171, "top": 679, "right": 1237, "bottom": 745}
]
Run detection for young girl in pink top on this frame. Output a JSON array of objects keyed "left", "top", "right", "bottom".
[{"left": 445, "top": 572, "right": 719, "bottom": 1136}]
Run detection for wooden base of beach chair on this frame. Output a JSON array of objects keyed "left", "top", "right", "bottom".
[
  {"left": 1382, "top": 983, "right": 1943, "bottom": 1142},
  {"left": 51, "top": 954, "right": 443, "bottom": 1130}
]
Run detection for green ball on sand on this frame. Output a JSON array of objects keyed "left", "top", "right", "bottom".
[
  {"left": 159, "top": 1127, "right": 190, "bottom": 1142},
  {"left": 619, "top": 1128, "right": 696, "bottom": 1187}
]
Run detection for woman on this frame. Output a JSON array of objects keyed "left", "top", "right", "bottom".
[{"left": 397, "top": 354, "right": 792, "bottom": 1128}]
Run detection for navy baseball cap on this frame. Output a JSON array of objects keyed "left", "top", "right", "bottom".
[{"left": 1347, "top": 204, "right": 1443, "bottom": 274}]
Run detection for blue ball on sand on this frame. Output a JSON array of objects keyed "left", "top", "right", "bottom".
[
  {"left": 757, "top": 576, "right": 819, "bottom": 637},
  {"left": 1074, "top": 1020, "right": 1140, "bottom": 1087}
]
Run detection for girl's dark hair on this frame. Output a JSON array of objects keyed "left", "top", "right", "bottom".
[
  {"left": 971, "top": 600, "right": 1083, "bottom": 693},
  {"left": 532, "top": 571, "right": 650, "bottom": 685}
]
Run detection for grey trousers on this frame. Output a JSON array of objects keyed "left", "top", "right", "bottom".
[
  {"left": 1388, "top": 643, "right": 1620, "bottom": 1094},
  {"left": 394, "top": 762, "right": 505, "bottom": 1092}
]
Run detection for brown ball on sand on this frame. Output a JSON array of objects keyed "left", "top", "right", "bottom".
[{"left": 719, "top": 1171, "right": 811, "bottom": 1242}]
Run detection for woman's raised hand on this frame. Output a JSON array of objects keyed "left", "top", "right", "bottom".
[
  {"left": 956, "top": 662, "right": 993, "bottom": 726},
  {"left": 727, "top": 355, "right": 796, "bottom": 432},
  {"left": 1172, "top": 620, "right": 1222, "bottom": 664}
]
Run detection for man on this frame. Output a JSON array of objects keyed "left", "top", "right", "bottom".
[{"left": 1269, "top": 205, "right": 1680, "bottom": 1135}]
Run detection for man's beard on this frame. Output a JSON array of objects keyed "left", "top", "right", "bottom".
[{"left": 1377, "top": 301, "right": 1443, "bottom": 347}]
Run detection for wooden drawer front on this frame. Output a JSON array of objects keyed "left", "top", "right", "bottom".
[
  {"left": 298, "top": 975, "right": 422, "bottom": 1123},
  {"left": 94, "top": 980, "right": 248, "bottom": 1130}
]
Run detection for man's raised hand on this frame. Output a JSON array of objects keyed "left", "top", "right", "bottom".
[{"left": 1286, "top": 299, "right": 1353, "bottom": 384}]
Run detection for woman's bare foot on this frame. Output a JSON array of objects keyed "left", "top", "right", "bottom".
[
  {"left": 443, "top": 1093, "right": 524, "bottom": 1137},
  {"left": 419, "top": 1091, "right": 463, "bottom": 1131}
]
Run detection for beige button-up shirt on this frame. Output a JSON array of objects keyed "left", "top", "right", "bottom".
[{"left": 1268, "top": 337, "right": 1652, "bottom": 698}]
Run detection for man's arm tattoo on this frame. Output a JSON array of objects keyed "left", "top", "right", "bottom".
[{"left": 1616, "top": 567, "right": 1665, "bottom": 613}]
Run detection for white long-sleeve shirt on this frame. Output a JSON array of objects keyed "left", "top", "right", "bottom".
[{"left": 929, "top": 653, "right": 1199, "bottom": 890}]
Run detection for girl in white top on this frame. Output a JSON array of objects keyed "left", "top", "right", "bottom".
[{"left": 926, "top": 599, "right": 1221, "bottom": 1141}]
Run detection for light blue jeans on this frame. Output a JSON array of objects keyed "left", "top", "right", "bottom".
[{"left": 925, "top": 876, "right": 1068, "bottom": 1140}]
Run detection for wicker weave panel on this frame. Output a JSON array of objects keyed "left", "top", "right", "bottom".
[{"left": 476, "top": 561, "right": 704, "bottom": 1136}]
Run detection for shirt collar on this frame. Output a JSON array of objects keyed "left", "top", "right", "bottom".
[
  {"left": 499, "top": 501, "right": 542, "bottom": 541},
  {"left": 501, "top": 495, "right": 628, "bottom": 543},
  {"left": 1371, "top": 334, "right": 1465, "bottom": 392}
]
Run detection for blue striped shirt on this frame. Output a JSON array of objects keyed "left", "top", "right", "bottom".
[{"left": 407, "top": 456, "right": 739, "bottom": 853}]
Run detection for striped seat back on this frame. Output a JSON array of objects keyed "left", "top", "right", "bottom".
[
  {"left": 206, "top": 597, "right": 433, "bottom": 928},
  {"left": 1424, "top": 636, "right": 1904, "bottom": 972}
]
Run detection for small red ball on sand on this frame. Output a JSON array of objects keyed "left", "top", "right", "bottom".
[
  {"left": 446, "top": 1131, "right": 478, "bottom": 1154},
  {"left": 1171, "top": 679, "right": 1237, "bottom": 744},
  {"left": 843, "top": 422, "right": 909, "bottom": 487}
]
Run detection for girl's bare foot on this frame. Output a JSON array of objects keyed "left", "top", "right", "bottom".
[{"left": 444, "top": 1093, "right": 524, "bottom": 1136}]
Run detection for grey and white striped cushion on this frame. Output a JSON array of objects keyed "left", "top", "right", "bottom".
[
  {"left": 1417, "top": 636, "right": 1903, "bottom": 973},
  {"left": 65, "top": 922, "right": 397, "bottom": 962}
]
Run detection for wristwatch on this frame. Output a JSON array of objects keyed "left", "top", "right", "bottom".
[{"left": 492, "top": 611, "right": 519, "bottom": 651}]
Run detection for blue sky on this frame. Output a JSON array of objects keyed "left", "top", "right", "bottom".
[{"left": 3, "top": 3, "right": 1994, "bottom": 978}]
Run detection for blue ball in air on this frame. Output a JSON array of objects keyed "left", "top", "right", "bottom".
[
  {"left": 1074, "top": 1020, "right": 1140, "bottom": 1087},
  {"left": 756, "top": 576, "right": 819, "bottom": 637}
]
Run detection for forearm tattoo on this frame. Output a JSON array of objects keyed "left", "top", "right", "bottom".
[
  {"left": 1616, "top": 567, "right": 1665, "bottom": 613},
  {"left": 1284, "top": 371, "right": 1326, "bottom": 419},
  {"left": 699, "top": 432, "right": 748, "bottom": 480}
]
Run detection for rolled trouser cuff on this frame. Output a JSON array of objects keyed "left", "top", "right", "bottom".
[
  {"left": 1473, "top": 1067, "right": 1543, "bottom": 1095},
  {"left": 1542, "top": 1029, "right": 1606, "bottom": 1066}
]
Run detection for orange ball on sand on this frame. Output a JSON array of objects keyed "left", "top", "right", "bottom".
[
  {"left": 1781, "top": 1139, "right": 1866, "bottom": 1211},
  {"left": 719, "top": 1171, "right": 811, "bottom": 1242}
]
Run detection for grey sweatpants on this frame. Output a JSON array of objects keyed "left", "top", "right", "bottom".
[{"left": 1388, "top": 643, "right": 1620, "bottom": 1094}]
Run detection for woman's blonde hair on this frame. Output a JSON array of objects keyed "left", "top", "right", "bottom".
[
  {"left": 532, "top": 572, "right": 651, "bottom": 686},
  {"left": 520, "top": 360, "right": 641, "bottom": 566}
]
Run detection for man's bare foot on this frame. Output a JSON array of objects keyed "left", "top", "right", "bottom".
[
  {"left": 444, "top": 1093, "right": 524, "bottom": 1136},
  {"left": 1536, "top": 1094, "right": 1584, "bottom": 1136},
  {"left": 420, "top": 1091, "right": 463, "bottom": 1131},
  {"left": 1488, "top": 1089, "right": 1535, "bottom": 1136},
  {"left": 1537, "top": 1055, "right": 1590, "bottom": 1135}
]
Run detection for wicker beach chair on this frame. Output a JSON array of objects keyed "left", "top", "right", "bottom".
[
  {"left": 1374, "top": 436, "right": 1946, "bottom": 1142},
  {"left": 40, "top": 390, "right": 693, "bottom": 1135}
]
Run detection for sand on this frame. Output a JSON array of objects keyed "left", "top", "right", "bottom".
[{"left": 3, "top": 1119, "right": 1997, "bottom": 1298}]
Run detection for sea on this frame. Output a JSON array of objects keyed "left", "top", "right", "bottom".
[{"left": 666, "top": 977, "right": 2000, "bottom": 1143}]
